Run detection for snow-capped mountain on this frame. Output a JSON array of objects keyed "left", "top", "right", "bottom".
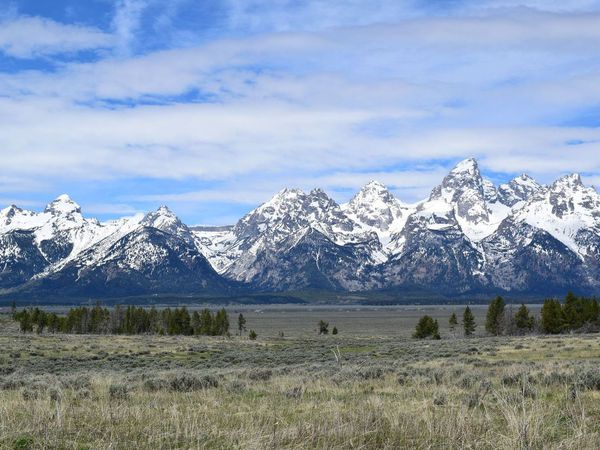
[
  {"left": 497, "top": 174, "right": 545, "bottom": 207},
  {"left": 0, "top": 195, "right": 140, "bottom": 288},
  {"left": 198, "top": 188, "right": 384, "bottom": 290},
  {"left": 342, "top": 180, "right": 415, "bottom": 245},
  {"left": 18, "top": 205, "right": 231, "bottom": 298},
  {"left": 4, "top": 158, "right": 600, "bottom": 299}
]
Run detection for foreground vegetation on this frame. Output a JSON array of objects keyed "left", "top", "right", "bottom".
[{"left": 2, "top": 310, "right": 600, "bottom": 449}]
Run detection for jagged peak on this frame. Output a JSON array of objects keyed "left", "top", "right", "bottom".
[
  {"left": 278, "top": 187, "right": 304, "bottom": 195},
  {"left": 44, "top": 194, "right": 81, "bottom": 215},
  {"left": 349, "top": 180, "right": 398, "bottom": 206},
  {"left": 363, "top": 180, "right": 388, "bottom": 190},
  {"left": 552, "top": 173, "right": 584, "bottom": 190},
  {"left": 449, "top": 158, "right": 479, "bottom": 175},
  {"left": 1, "top": 204, "right": 22, "bottom": 214},
  {"left": 309, "top": 187, "right": 328, "bottom": 197},
  {"left": 156, "top": 205, "right": 176, "bottom": 216},
  {"left": 513, "top": 173, "right": 536, "bottom": 183},
  {"left": 143, "top": 205, "right": 180, "bottom": 223}
]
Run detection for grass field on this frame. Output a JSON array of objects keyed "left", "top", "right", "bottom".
[{"left": 1, "top": 306, "right": 599, "bottom": 449}]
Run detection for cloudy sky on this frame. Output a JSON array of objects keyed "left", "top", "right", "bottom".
[{"left": 1, "top": 0, "right": 600, "bottom": 224}]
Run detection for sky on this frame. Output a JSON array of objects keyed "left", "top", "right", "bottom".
[{"left": 1, "top": 1, "right": 600, "bottom": 225}]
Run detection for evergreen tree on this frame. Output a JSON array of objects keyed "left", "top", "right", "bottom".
[
  {"left": 318, "top": 320, "right": 329, "bottom": 335},
  {"left": 213, "top": 308, "right": 229, "bottom": 336},
  {"left": 31, "top": 308, "right": 47, "bottom": 334},
  {"left": 10, "top": 300, "right": 16, "bottom": 318},
  {"left": 199, "top": 309, "right": 213, "bottom": 335},
  {"left": 237, "top": 313, "right": 247, "bottom": 336},
  {"left": 541, "top": 299, "right": 564, "bottom": 334},
  {"left": 191, "top": 311, "right": 201, "bottom": 335},
  {"left": 413, "top": 315, "right": 440, "bottom": 339},
  {"left": 485, "top": 296, "right": 505, "bottom": 336},
  {"left": 332, "top": 326, "right": 338, "bottom": 335},
  {"left": 514, "top": 303, "right": 534, "bottom": 332},
  {"left": 15, "top": 309, "right": 33, "bottom": 333},
  {"left": 449, "top": 312, "right": 458, "bottom": 336},
  {"left": 463, "top": 306, "right": 476, "bottom": 337},
  {"left": 249, "top": 330, "right": 257, "bottom": 340},
  {"left": 563, "top": 291, "right": 584, "bottom": 331}
]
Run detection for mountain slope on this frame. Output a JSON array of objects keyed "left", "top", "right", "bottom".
[{"left": 17, "top": 208, "right": 231, "bottom": 298}]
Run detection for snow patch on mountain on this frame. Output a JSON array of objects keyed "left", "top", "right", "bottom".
[{"left": 509, "top": 173, "right": 600, "bottom": 256}]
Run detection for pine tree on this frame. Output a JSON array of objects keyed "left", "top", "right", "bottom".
[
  {"left": 249, "top": 330, "right": 257, "bottom": 340},
  {"left": 463, "top": 306, "right": 476, "bottom": 337},
  {"left": 318, "top": 320, "right": 329, "bottom": 335},
  {"left": 485, "top": 296, "right": 505, "bottom": 336},
  {"left": 541, "top": 299, "right": 564, "bottom": 334},
  {"left": 514, "top": 303, "right": 534, "bottom": 332},
  {"left": 238, "top": 313, "right": 247, "bottom": 336},
  {"left": 332, "top": 326, "right": 338, "bottom": 335},
  {"left": 449, "top": 312, "right": 458, "bottom": 336},
  {"left": 413, "top": 315, "right": 440, "bottom": 339},
  {"left": 191, "top": 311, "right": 201, "bottom": 335},
  {"left": 199, "top": 309, "right": 213, "bottom": 335},
  {"left": 563, "top": 291, "right": 583, "bottom": 331}
]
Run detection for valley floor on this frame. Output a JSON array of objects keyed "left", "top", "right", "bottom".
[{"left": 1, "top": 308, "right": 600, "bottom": 449}]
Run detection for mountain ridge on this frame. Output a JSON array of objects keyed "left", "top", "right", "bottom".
[{"left": 2, "top": 159, "right": 600, "bottom": 300}]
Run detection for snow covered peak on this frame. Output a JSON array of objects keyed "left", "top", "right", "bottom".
[
  {"left": 1, "top": 204, "right": 23, "bottom": 218},
  {"left": 420, "top": 159, "right": 514, "bottom": 242},
  {"left": 363, "top": 180, "right": 388, "bottom": 192},
  {"left": 141, "top": 206, "right": 192, "bottom": 241},
  {"left": 498, "top": 174, "right": 545, "bottom": 207},
  {"left": 450, "top": 158, "right": 479, "bottom": 176},
  {"left": 430, "top": 158, "right": 489, "bottom": 224},
  {"left": 0, "top": 204, "right": 40, "bottom": 230},
  {"left": 343, "top": 180, "right": 410, "bottom": 234},
  {"left": 553, "top": 173, "right": 584, "bottom": 190},
  {"left": 508, "top": 173, "right": 600, "bottom": 255},
  {"left": 157, "top": 205, "right": 175, "bottom": 216},
  {"left": 44, "top": 194, "right": 81, "bottom": 215},
  {"left": 233, "top": 186, "right": 368, "bottom": 247}
]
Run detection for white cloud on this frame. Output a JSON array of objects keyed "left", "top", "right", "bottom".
[
  {"left": 112, "top": 0, "right": 149, "bottom": 56},
  {"left": 0, "top": 16, "right": 113, "bottom": 58},
  {"left": 2, "top": 4, "right": 600, "bottom": 221}
]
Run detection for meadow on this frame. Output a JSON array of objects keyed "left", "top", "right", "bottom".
[{"left": 1, "top": 306, "right": 599, "bottom": 449}]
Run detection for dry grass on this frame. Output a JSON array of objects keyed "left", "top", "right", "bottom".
[{"left": 1, "top": 313, "right": 600, "bottom": 449}]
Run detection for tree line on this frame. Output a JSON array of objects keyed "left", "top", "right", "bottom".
[
  {"left": 414, "top": 292, "right": 600, "bottom": 339},
  {"left": 12, "top": 304, "right": 242, "bottom": 337}
]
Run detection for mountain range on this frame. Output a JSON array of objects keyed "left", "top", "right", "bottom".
[{"left": 2, "top": 158, "right": 599, "bottom": 301}]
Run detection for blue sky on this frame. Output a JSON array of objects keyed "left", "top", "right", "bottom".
[{"left": 1, "top": 1, "right": 600, "bottom": 224}]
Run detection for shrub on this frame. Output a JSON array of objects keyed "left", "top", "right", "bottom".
[
  {"left": 143, "top": 377, "right": 169, "bottom": 392},
  {"left": 285, "top": 386, "right": 304, "bottom": 399},
  {"left": 433, "top": 392, "right": 447, "bottom": 406},
  {"left": 22, "top": 389, "right": 39, "bottom": 401},
  {"left": 578, "top": 368, "right": 600, "bottom": 390},
  {"left": 108, "top": 383, "right": 130, "bottom": 400},
  {"left": 169, "top": 372, "right": 218, "bottom": 392},
  {"left": 248, "top": 369, "right": 272, "bottom": 382},
  {"left": 357, "top": 367, "right": 384, "bottom": 380},
  {"left": 249, "top": 330, "right": 257, "bottom": 340},
  {"left": 226, "top": 380, "right": 247, "bottom": 393},
  {"left": 12, "top": 436, "right": 34, "bottom": 450}
]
